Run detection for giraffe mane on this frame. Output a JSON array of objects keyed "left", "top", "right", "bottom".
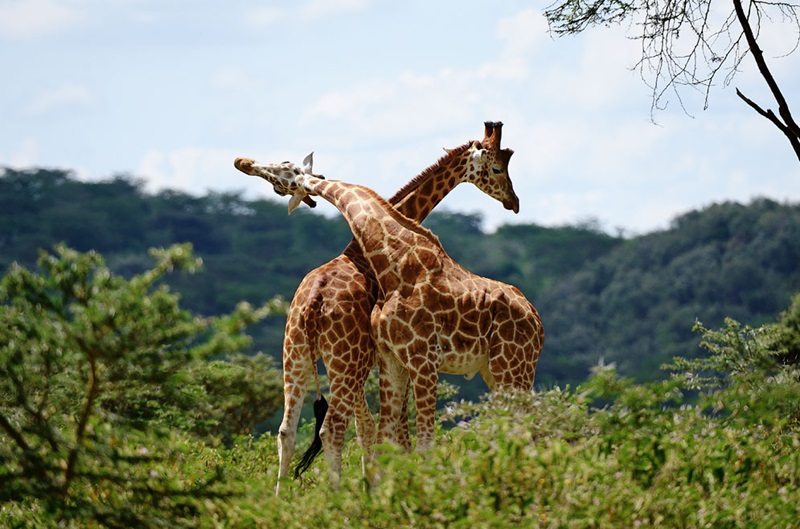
[
  {"left": 355, "top": 182, "right": 443, "bottom": 247},
  {"left": 386, "top": 141, "right": 474, "bottom": 206}
]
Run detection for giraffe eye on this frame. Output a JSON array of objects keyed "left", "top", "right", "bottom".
[{"left": 492, "top": 168, "right": 502, "bottom": 174}]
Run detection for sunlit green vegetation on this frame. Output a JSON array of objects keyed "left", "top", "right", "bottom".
[{"left": 0, "top": 244, "right": 282, "bottom": 527}]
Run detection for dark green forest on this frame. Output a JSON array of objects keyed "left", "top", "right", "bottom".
[{"left": 3, "top": 167, "right": 799, "bottom": 394}]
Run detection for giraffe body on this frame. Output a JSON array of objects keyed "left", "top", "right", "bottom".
[
  {"left": 237, "top": 157, "right": 543, "bottom": 463},
  {"left": 293, "top": 174, "right": 543, "bottom": 452},
  {"left": 371, "top": 252, "right": 542, "bottom": 450},
  {"left": 235, "top": 123, "right": 519, "bottom": 492}
]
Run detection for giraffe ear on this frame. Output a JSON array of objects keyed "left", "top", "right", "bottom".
[
  {"left": 288, "top": 192, "right": 306, "bottom": 215},
  {"left": 302, "top": 152, "right": 314, "bottom": 174},
  {"left": 471, "top": 140, "right": 485, "bottom": 160}
]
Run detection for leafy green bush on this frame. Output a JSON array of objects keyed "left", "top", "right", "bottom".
[
  {"left": 0, "top": 244, "right": 283, "bottom": 527},
  {"left": 210, "top": 304, "right": 800, "bottom": 528}
]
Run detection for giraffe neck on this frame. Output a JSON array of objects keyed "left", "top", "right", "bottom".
[
  {"left": 388, "top": 142, "right": 473, "bottom": 221},
  {"left": 340, "top": 142, "right": 473, "bottom": 290},
  {"left": 299, "top": 176, "right": 439, "bottom": 296}
]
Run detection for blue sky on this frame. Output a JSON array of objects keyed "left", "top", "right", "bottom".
[{"left": 3, "top": 0, "right": 799, "bottom": 234}]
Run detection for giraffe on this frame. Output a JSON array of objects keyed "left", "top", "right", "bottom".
[
  {"left": 235, "top": 123, "right": 518, "bottom": 492},
  {"left": 233, "top": 151, "right": 544, "bottom": 466}
]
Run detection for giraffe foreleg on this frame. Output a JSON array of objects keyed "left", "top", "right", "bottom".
[
  {"left": 407, "top": 354, "right": 439, "bottom": 452},
  {"left": 377, "top": 352, "right": 410, "bottom": 448}
]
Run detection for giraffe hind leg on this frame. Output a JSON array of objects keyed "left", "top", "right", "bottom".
[
  {"left": 394, "top": 380, "right": 412, "bottom": 453},
  {"left": 318, "top": 387, "right": 357, "bottom": 489},
  {"left": 275, "top": 343, "right": 312, "bottom": 494},
  {"left": 377, "top": 352, "right": 411, "bottom": 448},
  {"left": 353, "top": 388, "right": 377, "bottom": 483},
  {"left": 316, "top": 342, "right": 375, "bottom": 489}
]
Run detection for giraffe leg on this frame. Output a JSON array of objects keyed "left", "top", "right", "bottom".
[
  {"left": 479, "top": 365, "right": 498, "bottom": 392},
  {"left": 353, "top": 389, "right": 377, "bottom": 480},
  {"left": 319, "top": 391, "right": 352, "bottom": 490},
  {"left": 484, "top": 341, "right": 537, "bottom": 392},
  {"left": 408, "top": 363, "right": 439, "bottom": 452},
  {"left": 394, "top": 380, "right": 412, "bottom": 453},
  {"left": 316, "top": 315, "right": 375, "bottom": 489},
  {"left": 377, "top": 352, "right": 410, "bottom": 448},
  {"left": 275, "top": 341, "right": 312, "bottom": 495}
]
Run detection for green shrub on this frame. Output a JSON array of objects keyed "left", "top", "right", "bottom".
[
  {"left": 0, "top": 244, "right": 283, "bottom": 528},
  {"left": 218, "top": 307, "right": 800, "bottom": 528}
]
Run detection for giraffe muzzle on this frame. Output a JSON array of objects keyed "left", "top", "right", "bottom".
[
  {"left": 504, "top": 195, "right": 520, "bottom": 214},
  {"left": 234, "top": 157, "right": 255, "bottom": 174}
]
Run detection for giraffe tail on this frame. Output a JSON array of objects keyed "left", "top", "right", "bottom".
[{"left": 293, "top": 390, "right": 328, "bottom": 479}]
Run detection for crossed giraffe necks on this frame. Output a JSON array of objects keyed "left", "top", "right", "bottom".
[
  {"left": 337, "top": 147, "right": 467, "bottom": 295},
  {"left": 295, "top": 173, "right": 543, "bottom": 453},
  {"left": 297, "top": 175, "right": 438, "bottom": 294}
]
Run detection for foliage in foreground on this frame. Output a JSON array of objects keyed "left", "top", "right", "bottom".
[
  {"left": 2, "top": 244, "right": 800, "bottom": 528},
  {"left": 203, "top": 303, "right": 800, "bottom": 529},
  {"left": 0, "top": 244, "right": 283, "bottom": 528}
]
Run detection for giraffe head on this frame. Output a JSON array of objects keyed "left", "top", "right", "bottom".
[
  {"left": 234, "top": 152, "right": 322, "bottom": 213},
  {"left": 461, "top": 121, "right": 519, "bottom": 213}
]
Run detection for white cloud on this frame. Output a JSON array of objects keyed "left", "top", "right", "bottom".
[
  {"left": 137, "top": 146, "right": 275, "bottom": 198},
  {"left": 302, "top": 77, "right": 396, "bottom": 122},
  {"left": 6, "top": 1, "right": 796, "bottom": 237},
  {"left": 13, "top": 138, "right": 38, "bottom": 166},
  {"left": 255, "top": 3, "right": 799, "bottom": 233},
  {"left": 28, "top": 83, "right": 92, "bottom": 115},
  {"left": 297, "top": 0, "right": 369, "bottom": 19},
  {"left": 495, "top": 7, "right": 549, "bottom": 58},
  {"left": 0, "top": 0, "right": 84, "bottom": 38},
  {"left": 247, "top": 0, "right": 369, "bottom": 28},
  {"left": 247, "top": 7, "right": 283, "bottom": 27},
  {"left": 290, "top": 6, "right": 650, "bottom": 227},
  {"left": 297, "top": 6, "right": 634, "bottom": 143},
  {"left": 211, "top": 67, "right": 255, "bottom": 91},
  {"left": 291, "top": 39, "right": 514, "bottom": 172},
  {"left": 299, "top": 60, "right": 524, "bottom": 144},
  {"left": 0, "top": 138, "right": 38, "bottom": 168}
]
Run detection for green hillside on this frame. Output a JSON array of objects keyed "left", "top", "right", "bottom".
[{"left": 2, "top": 167, "right": 799, "bottom": 390}]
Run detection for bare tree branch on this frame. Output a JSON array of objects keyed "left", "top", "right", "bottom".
[
  {"left": 733, "top": 0, "right": 800, "bottom": 159},
  {"left": 544, "top": 0, "right": 800, "bottom": 160}
]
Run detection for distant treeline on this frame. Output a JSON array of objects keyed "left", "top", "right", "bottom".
[{"left": 3, "top": 167, "right": 799, "bottom": 395}]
